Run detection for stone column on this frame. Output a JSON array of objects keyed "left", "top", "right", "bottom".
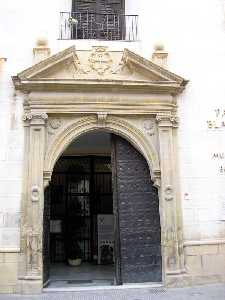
[
  {"left": 156, "top": 113, "right": 184, "bottom": 284},
  {"left": 18, "top": 112, "right": 48, "bottom": 294}
]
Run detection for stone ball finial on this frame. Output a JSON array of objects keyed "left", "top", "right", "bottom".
[
  {"left": 154, "top": 43, "right": 165, "bottom": 52},
  {"left": 36, "top": 37, "right": 48, "bottom": 47}
]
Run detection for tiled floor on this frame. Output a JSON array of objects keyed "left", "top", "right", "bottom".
[{"left": 47, "top": 263, "right": 114, "bottom": 288}]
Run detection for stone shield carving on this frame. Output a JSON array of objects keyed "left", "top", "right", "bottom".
[{"left": 88, "top": 46, "right": 113, "bottom": 75}]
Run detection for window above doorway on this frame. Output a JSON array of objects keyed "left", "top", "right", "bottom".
[{"left": 59, "top": 0, "right": 138, "bottom": 41}]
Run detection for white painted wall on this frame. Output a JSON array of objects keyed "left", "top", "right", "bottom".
[{"left": 1, "top": 0, "right": 225, "bottom": 247}]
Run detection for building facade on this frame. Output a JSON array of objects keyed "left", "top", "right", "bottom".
[{"left": 0, "top": 0, "right": 225, "bottom": 294}]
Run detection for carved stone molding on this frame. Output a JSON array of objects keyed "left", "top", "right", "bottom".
[
  {"left": 22, "top": 112, "right": 48, "bottom": 125},
  {"left": 13, "top": 45, "right": 188, "bottom": 291},
  {"left": 47, "top": 118, "right": 62, "bottom": 135},
  {"left": 89, "top": 46, "right": 113, "bottom": 75},
  {"left": 171, "top": 116, "right": 179, "bottom": 128},
  {"left": 26, "top": 228, "right": 41, "bottom": 275},
  {"left": 97, "top": 112, "right": 108, "bottom": 127},
  {"left": 156, "top": 113, "right": 179, "bottom": 128},
  {"left": 43, "top": 171, "right": 52, "bottom": 188},
  {"left": 45, "top": 115, "right": 160, "bottom": 172},
  {"left": 143, "top": 120, "right": 155, "bottom": 136},
  {"left": 48, "top": 118, "right": 62, "bottom": 130},
  {"left": 164, "top": 185, "right": 173, "bottom": 201},
  {"left": 152, "top": 169, "right": 161, "bottom": 188},
  {"left": 31, "top": 185, "right": 40, "bottom": 202}
]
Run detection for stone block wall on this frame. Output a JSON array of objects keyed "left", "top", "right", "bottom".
[
  {"left": 0, "top": 251, "right": 18, "bottom": 293},
  {"left": 184, "top": 242, "right": 225, "bottom": 284}
]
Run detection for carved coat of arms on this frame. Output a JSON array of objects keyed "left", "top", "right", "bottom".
[{"left": 88, "top": 46, "right": 113, "bottom": 75}]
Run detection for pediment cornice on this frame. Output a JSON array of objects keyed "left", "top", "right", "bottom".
[{"left": 12, "top": 46, "right": 188, "bottom": 95}]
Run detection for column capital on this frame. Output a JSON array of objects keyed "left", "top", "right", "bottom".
[
  {"left": 22, "top": 112, "right": 48, "bottom": 126},
  {"left": 156, "top": 113, "right": 179, "bottom": 128}
]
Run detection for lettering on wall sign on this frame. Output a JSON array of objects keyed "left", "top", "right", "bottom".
[
  {"left": 220, "top": 166, "right": 225, "bottom": 174},
  {"left": 212, "top": 152, "right": 225, "bottom": 174},
  {"left": 212, "top": 153, "right": 225, "bottom": 160},
  {"left": 207, "top": 109, "right": 225, "bottom": 129}
]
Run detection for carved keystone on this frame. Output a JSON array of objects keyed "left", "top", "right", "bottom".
[{"left": 97, "top": 112, "right": 108, "bottom": 127}]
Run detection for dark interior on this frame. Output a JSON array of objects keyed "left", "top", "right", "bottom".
[{"left": 50, "top": 156, "right": 113, "bottom": 264}]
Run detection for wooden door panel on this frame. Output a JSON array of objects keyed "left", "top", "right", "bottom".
[{"left": 111, "top": 134, "right": 162, "bottom": 283}]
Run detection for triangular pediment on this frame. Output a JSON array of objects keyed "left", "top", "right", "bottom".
[{"left": 13, "top": 46, "right": 187, "bottom": 94}]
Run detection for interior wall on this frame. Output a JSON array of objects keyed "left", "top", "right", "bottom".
[{"left": 64, "top": 131, "right": 111, "bottom": 156}]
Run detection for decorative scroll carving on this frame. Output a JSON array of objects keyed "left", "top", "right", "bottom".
[
  {"left": 97, "top": 112, "right": 108, "bottom": 127},
  {"left": 143, "top": 120, "right": 155, "bottom": 136},
  {"left": 31, "top": 185, "right": 40, "bottom": 202},
  {"left": 88, "top": 46, "right": 113, "bottom": 75},
  {"left": 165, "top": 185, "right": 173, "bottom": 201},
  {"left": 73, "top": 56, "right": 91, "bottom": 75},
  {"left": 22, "top": 112, "right": 48, "bottom": 126},
  {"left": 49, "top": 118, "right": 62, "bottom": 130},
  {"left": 156, "top": 113, "right": 179, "bottom": 128},
  {"left": 23, "top": 112, "right": 48, "bottom": 121},
  {"left": 171, "top": 116, "right": 179, "bottom": 128},
  {"left": 26, "top": 228, "right": 41, "bottom": 274}
]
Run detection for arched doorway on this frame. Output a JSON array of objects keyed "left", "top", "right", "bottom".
[
  {"left": 14, "top": 46, "right": 187, "bottom": 293},
  {"left": 43, "top": 130, "right": 162, "bottom": 288}
]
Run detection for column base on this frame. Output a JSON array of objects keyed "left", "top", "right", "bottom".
[
  {"left": 16, "top": 278, "right": 43, "bottom": 294},
  {"left": 166, "top": 273, "right": 225, "bottom": 288}
]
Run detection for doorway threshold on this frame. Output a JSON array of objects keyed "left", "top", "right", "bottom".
[{"left": 43, "top": 282, "right": 164, "bottom": 293}]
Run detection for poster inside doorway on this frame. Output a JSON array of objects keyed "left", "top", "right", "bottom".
[{"left": 97, "top": 214, "right": 114, "bottom": 265}]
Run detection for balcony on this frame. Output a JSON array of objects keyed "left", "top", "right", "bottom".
[{"left": 59, "top": 12, "right": 139, "bottom": 41}]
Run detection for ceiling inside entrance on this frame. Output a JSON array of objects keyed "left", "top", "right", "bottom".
[{"left": 63, "top": 131, "right": 111, "bottom": 156}]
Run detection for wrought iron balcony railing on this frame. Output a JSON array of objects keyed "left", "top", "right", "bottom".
[{"left": 59, "top": 12, "right": 138, "bottom": 41}]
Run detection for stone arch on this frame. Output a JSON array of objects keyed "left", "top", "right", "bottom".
[{"left": 44, "top": 115, "right": 160, "bottom": 186}]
